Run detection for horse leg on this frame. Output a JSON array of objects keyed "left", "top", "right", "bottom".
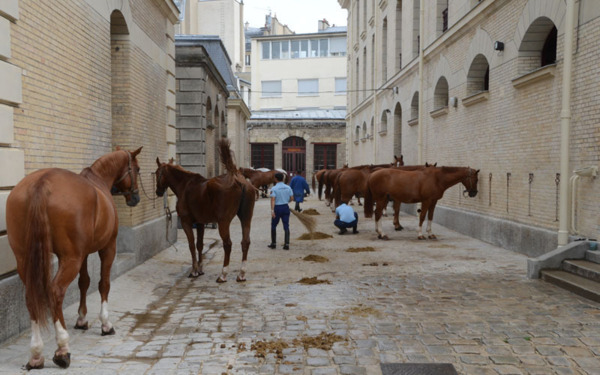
[
  {"left": 417, "top": 202, "right": 430, "bottom": 240},
  {"left": 50, "top": 256, "right": 83, "bottom": 369},
  {"left": 427, "top": 201, "right": 438, "bottom": 239},
  {"left": 374, "top": 199, "right": 389, "bottom": 240},
  {"left": 357, "top": 195, "right": 362, "bottom": 206},
  {"left": 237, "top": 219, "right": 252, "bottom": 282},
  {"left": 98, "top": 246, "right": 116, "bottom": 336},
  {"left": 216, "top": 223, "right": 233, "bottom": 283},
  {"left": 393, "top": 200, "right": 403, "bottom": 231},
  {"left": 26, "top": 321, "right": 45, "bottom": 370},
  {"left": 182, "top": 221, "right": 201, "bottom": 278},
  {"left": 74, "top": 255, "right": 90, "bottom": 330},
  {"left": 195, "top": 225, "right": 206, "bottom": 276}
]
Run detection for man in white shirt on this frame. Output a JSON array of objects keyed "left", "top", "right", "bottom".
[{"left": 334, "top": 201, "right": 359, "bottom": 235}]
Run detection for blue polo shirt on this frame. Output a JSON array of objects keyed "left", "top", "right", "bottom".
[
  {"left": 270, "top": 182, "right": 293, "bottom": 205},
  {"left": 335, "top": 203, "right": 356, "bottom": 223}
]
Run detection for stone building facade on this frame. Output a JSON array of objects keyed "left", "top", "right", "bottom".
[
  {"left": 0, "top": 0, "right": 179, "bottom": 342},
  {"left": 340, "top": 0, "right": 600, "bottom": 256},
  {"left": 248, "top": 26, "right": 348, "bottom": 182}
]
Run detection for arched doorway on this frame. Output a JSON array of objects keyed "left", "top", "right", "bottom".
[{"left": 282, "top": 136, "right": 306, "bottom": 176}]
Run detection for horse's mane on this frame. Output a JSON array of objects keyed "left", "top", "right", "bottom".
[{"left": 440, "top": 166, "right": 468, "bottom": 173}]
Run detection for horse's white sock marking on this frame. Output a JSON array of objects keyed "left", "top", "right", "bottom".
[
  {"left": 54, "top": 321, "right": 70, "bottom": 352},
  {"left": 30, "top": 321, "right": 44, "bottom": 358},
  {"left": 426, "top": 220, "right": 432, "bottom": 234},
  {"left": 240, "top": 261, "right": 247, "bottom": 274},
  {"left": 99, "top": 301, "right": 112, "bottom": 331},
  {"left": 418, "top": 225, "right": 423, "bottom": 237},
  {"left": 376, "top": 219, "right": 385, "bottom": 238}
]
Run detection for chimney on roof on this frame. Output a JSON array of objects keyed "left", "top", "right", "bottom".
[{"left": 318, "top": 18, "right": 330, "bottom": 31}]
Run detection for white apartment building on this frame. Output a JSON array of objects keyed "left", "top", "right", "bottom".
[
  {"left": 340, "top": 0, "right": 600, "bottom": 258},
  {"left": 248, "top": 24, "right": 348, "bottom": 181}
]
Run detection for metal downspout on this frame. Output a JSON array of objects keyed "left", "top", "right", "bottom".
[
  {"left": 558, "top": 0, "right": 577, "bottom": 246},
  {"left": 417, "top": 0, "right": 425, "bottom": 165}
]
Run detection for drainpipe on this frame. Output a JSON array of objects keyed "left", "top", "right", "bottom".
[
  {"left": 417, "top": 0, "right": 425, "bottom": 165},
  {"left": 558, "top": 0, "right": 577, "bottom": 246}
]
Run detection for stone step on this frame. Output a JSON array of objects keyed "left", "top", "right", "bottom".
[
  {"left": 562, "top": 259, "right": 600, "bottom": 282},
  {"left": 586, "top": 250, "right": 600, "bottom": 264},
  {"left": 541, "top": 269, "right": 600, "bottom": 303}
]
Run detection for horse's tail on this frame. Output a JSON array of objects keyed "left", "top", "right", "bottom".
[
  {"left": 219, "top": 138, "right": 238, "bottom": 176},
  {"left": 317, "top": 172, "right": 325, "bottom": 201},
  {"left": 364, "top": 180, "right": 374, "bottom": 218},
  {"left": 334, "top": 173, "right": 342, "bottom": 207},
  {"left": 24, "top": 179, "right": 54, "bottom": 328},
  {"left": 311, "top": 173, "right": 316, "bottom": 192}
]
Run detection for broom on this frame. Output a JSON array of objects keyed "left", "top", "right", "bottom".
[{"left": 290, "top": 209, "right": 317, "bottom": 236}]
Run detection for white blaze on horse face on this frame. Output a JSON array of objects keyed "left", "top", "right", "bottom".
[
  {"left": 99, "top": 301, "right": 112, "bottom": 331},
  {"left": 54, "top": 320, "right": 70, "bottom": 352},
  {"left": 30, "top": 321, "right": 44, "bottom": 358}
]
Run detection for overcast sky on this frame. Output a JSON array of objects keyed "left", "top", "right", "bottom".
[{"left": 244, "top": 0, "right": 348, "bottom": 34}]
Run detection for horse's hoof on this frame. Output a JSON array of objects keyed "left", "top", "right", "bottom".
[
  {"left": 428, "top": 234, "right": 437, "bottom": 240},
  {"left": 418, "top": 236, "right": 426, "bottom": 240},
  {"left": 101, "top": 327, "right": 115, "bottom": 336},
  {"left": 188, "top": 271, "right": 204, "bottom": 278},
  {"left": 74, "top": 321, "right": 89, "bottom": 330},
  {"left": 216, "top": 276, "right": 227, "bottom": 283},
  {"left": 52, "top": 353, "right": 71, "bottom": 369},
  {"left": 394, "top": 226, "right": 404, "bottom": 231},
  {"left": 236, "top": 275, "right": 246, "bottom": 282},
  {"left": 378, "top": 234, "right": 389, "bottom": 240},
  {"left": 25, "top": 358, "right": 44, "bottom": 370}
]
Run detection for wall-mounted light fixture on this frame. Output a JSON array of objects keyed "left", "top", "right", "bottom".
[
  {"left": 494, "top": 41, "right": 504, "bottom": 51},
  {"left": 449, "top": 97, "right": 458, "bottom": 108}
]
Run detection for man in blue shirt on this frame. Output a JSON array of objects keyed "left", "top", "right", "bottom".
[
  {"left": 289, "top": 170, "right": 310, "bottom": 212},
  {"left": 269, "top": 173, "right": 294, "bottom": 250},
  {"left": 334, "top": 201, "right": 359, "bottom": 235}
]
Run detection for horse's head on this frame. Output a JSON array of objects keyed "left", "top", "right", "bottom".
[
  {"left": 462, "top": 168, "right": 480, "bottom": 198},
  {"left": 155, "top": 157, "right": 170, "bottom": 197},
  {"left": 393, "top": 155, "right": 404, "bottom": 167},
  {"left": 111, "top": 147, "right": 142, "bottom": 207}
]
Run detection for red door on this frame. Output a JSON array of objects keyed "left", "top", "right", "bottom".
[{"left": 282, "top": 137, "right": 306, "bottom": 176}]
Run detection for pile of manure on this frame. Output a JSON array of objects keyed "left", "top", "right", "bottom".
[
  {"left": 248, "top": 332, "right": 346, "bottom": 360},
  {"left": 345, "top": 246, "right": 376, "bottom": 252},
  {"left": 297, "top": 276, "right": 331, "bottom": 285},
  {"left": 297, "top": 232, "right": 333, "bottom": 240},
  {"left": 303, "top": 254, "right": 329, "bottom": 263}
]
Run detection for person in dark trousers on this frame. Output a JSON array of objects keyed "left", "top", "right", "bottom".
[
  {"left": 334, "top": 201, "right": 359, "bottom": 234},
  {"left": 268, "top": 172, "right": 294, "bottom": 250},
  {"left": 289, "top": 170, "right": 310, "bottom": 212}
]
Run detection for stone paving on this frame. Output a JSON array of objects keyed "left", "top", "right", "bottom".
[{"left": 1, "top": 196, "right": 600, "bottom": 374}]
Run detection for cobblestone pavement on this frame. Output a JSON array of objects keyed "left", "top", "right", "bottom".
[{"left": 1, "top": 196, "right": 600, "bottom": 375}]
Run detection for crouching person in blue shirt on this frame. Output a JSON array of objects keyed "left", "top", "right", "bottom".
[
  {"left": 269, "top": 173, "right": 294, "bottom": 250},
  {"left": 334, "top": 201, "right": 359, "bottom": 235}
]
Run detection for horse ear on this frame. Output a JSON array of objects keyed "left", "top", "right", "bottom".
[
  {"left": 156, "top": 157, "right": 161, "bottom": 167},
  {"left": 476, "top": 169, "right": 480, "bottom": 174},
  {"left": 131, "top": 146, "right": 142, "bottom": 157},
  {"left": 168, "top": 158, "right": 175, "bottom": 164},
  {"left": 116, "top": 145, "right": 121, "bottom": 151}
]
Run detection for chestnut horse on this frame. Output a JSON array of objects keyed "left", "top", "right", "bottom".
[
  {"left": 364, "top": 166, "right": 479, "bottom": 240},
  {"left": 156, "top": 139, "right": 255, "bottom": 283},
  {"left": 6, "top": 147, "right": 142, "bottom": 370},
  {"left": 240, "top": 167, "right": 287, "bottom": 199}
]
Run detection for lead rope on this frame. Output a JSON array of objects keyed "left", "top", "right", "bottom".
[{"left": 138, "top": 171, "right": 178, "bottom": 250}]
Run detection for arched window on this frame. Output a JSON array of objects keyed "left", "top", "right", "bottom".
[
  {"left": 362, "top": 122, "right": 367, "bottom": 140},
  {"left": 393, "top": 103, "right": 402, "bottom": 156},
  {"left": 433, "top": 77, "right": 449, "bottom": 110},
  {"left": 437, "top": 0, "right": 449, "bottom": 36},
  {"left": 467, "top": 54, "right": 490, "bottom": 96},
  {"left": 380, "top": 110, "right": 389, "bottom": 133},
  {"left": 410, "top": 92, "right": 419, "bottom": 122},
  {"left": 518, "top": 17, "right": 557, "bottom": 75}
]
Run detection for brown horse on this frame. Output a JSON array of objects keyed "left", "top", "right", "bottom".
[
  {"left": 6, "top": 147, "right": 142, "bottom": 370},
  {"left": 240, "top": 167, "right": 287, "bottom": 199},
  {"left": 364, "top": 166, "right": 479, "bottom": 240},
  {"left": 156, "top": 139, "right": 255, "bottom": 283}
]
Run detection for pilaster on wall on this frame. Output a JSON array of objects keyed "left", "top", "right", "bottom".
[
  {"left": 0, "top": 0, "right": 22, "bottom": 277},
  {"left": 166, "top": 21, "right": 177, "bottom": 211}
]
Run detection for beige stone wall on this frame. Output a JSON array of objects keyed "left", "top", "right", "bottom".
[
  {"left": 0, "top": 0, "right": 178, "bottom": 275},
  {"left": 247, "top": 121, "right": 346, "bottom": 183},
  {"left": 343, "top": 0, "right": 600, "bottom": 246}
]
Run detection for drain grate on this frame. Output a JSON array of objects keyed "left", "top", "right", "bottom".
[{"left": 381, "top": 363, "right": 458, "bottom": 375}]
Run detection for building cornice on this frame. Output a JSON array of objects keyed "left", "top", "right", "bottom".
[{"left": 151, "top": 0, "right": 180, "bottom": 24}]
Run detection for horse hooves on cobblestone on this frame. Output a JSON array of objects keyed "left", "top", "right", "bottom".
[
  {"left": 377, "top": 234, "right": 389, "bottom": 240},
  {"left": 188, "top": 271, "right": 204, "bottom": 278},
  {"left": 74, "top": 322, "right": 89, "bottom": 330},
  {"left": 394, "top": 226, "right": 404, "bottom": 231},
  {"left": 52, "top": 353, "right": 70, "bottom": 369},
  {"left": 236, "top": 276, "right": 246, "bottom": 282},
  {"left": 25, "top": 359, "right": 44, "bottom": 371},
  {"left": 418, "top": 235, "right": 426, "bottom": 240},
  {"left": 428, "top": 234, "right": 437, "bottom": 240},
  {"left": 101, "top": 327, "right": 115, "bottom": 336},
  {"left": 216, "top": 276, "right": 227, "bottom": 283}
]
